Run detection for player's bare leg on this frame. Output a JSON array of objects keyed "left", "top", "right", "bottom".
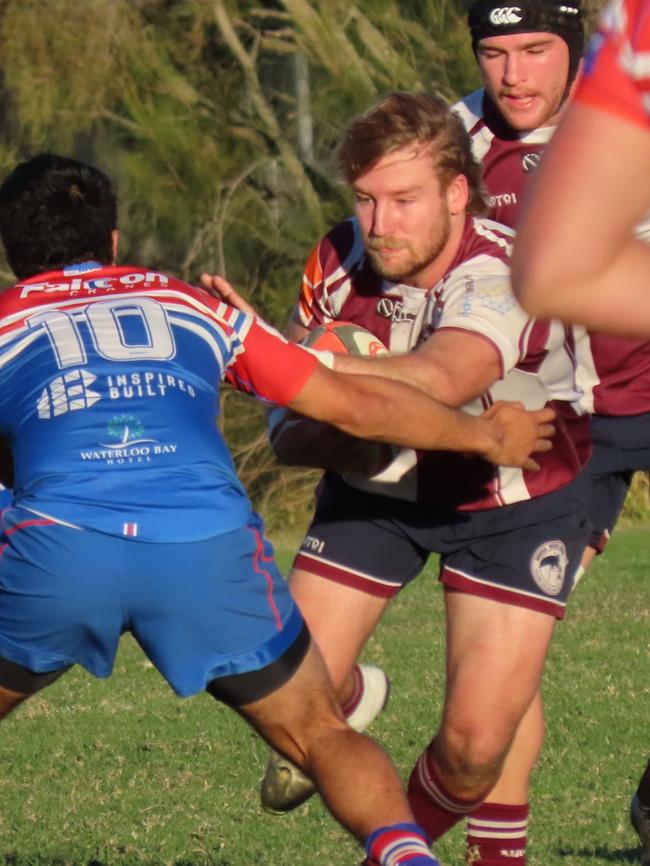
[
  {"left": 240, "top": 640, "right": 438, "bottom": 865},
  {"left": 409, "top": 591, "right": 555, "bottom": 844},
  {"left": 290, "top": 569, "right": 389, "bottom": 694},
  {"left": 482, "top": 690, "right": 544, "bottom": 804},
  {"left": 0, "top": 683, "right": 29, "bottom": 718},
  {"left": 261, "top": 568, "right": 391, "bottom": 812},
  {"left": 465, "top": 688, "right": 545, "bottom": 862},
  {"left": 580, "top": 546, "right": 597, "bottom": 570}
]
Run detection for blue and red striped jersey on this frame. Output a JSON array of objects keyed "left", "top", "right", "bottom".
[{"left": 0, "top": 263, "right": 316, "bottom": 541}]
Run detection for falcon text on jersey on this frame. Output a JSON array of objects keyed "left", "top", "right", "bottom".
[{"left": 18, "top": 270, "right": 169, "bottom": 298}]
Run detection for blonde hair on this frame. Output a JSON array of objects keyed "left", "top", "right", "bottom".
[{"left": 338, "top": 91, "right": 487, "bottom": 216}]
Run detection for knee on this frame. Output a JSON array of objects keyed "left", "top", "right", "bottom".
[
  {"left": 270, "top": 698, "right": 349, "bottom": 771},
  {"left": 435, "top": 718, "right": 514, "bottom": 797}
]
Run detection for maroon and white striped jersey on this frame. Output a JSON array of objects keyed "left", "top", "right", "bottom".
[
  {"left": 291, "top": 215, "right": 590, "bottom": 511},
  {"left": 455, "top": 87, "right": 650, "bottom": 417},
  {"left": 453, "top": 89, "right": 551, "bottom": 229}
]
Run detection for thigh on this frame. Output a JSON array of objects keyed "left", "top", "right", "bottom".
[
  {"left": 441, "top": 591, "right": 555, "bottom": 743},
  {"left": 129, "top": 517, "right": 305, "bottom": 698},
  {"left": 289, "top": 568, "right": 389, "bottom": 688}
]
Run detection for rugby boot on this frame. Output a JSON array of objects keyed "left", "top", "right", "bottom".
[
  {"left": 261, "top": 664, "right": 391, "bottom": 813},
  {"left": 631, "top": 793, "right": 650, "bottom": 866}
]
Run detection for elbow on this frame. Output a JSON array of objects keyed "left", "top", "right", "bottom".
[{"left": 511, "top": 253, "right": 561, "bottom": 320}]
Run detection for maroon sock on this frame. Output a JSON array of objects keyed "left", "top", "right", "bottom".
[
  {"left": 466, "top": 802, "right": 529, "bottom": 865},
  {"left": 407, "top": 747, "right": 484, "bottom": 841}
]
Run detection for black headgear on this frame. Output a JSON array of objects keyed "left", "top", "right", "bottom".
[{"left": 468, "top": 1, "right": 585, "bottom": 86}]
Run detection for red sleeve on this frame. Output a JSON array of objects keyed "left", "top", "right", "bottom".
[
  {"left": 575, "top": 0, "right": 650, "bottom": 128},
  {"left": 225, "top": 318, "right": 318, "bottom": 405}
]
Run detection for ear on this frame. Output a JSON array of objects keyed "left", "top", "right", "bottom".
[
  {"left": 111, "top": 229, "right": 119, "bottom": 264},
  {"left": 446, "top": 174, "right": 469, "bottom": 216}
]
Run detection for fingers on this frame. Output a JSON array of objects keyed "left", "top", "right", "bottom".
[
  {"left": 482, "top": 403, "right": 556, "bottom": 424},
  {"left": 534, "top": 437, "right": 554, "bottom": 453},
  {"left": 533, "top": 406, "right": 556, "bottom": 423},
  {"left": 200, "top": 274, "right": 257, "bottom": 315},
  {"left": 523, "top": 458, "right": 541, "bottom": 472},
  {"left": 480, "top": 402, "right": 514, "bottom": 419}
]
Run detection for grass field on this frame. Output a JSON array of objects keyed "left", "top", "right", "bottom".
[{"left": 0, "top": 529, "right": 647, "bottom": 866}]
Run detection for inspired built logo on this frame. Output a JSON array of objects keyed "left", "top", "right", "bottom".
[
  {"left": 489, "top": 6, "right": 523, "bottom": 25},
  {"left": 38, "top": 369, "right": 101, "bottom": 419}
]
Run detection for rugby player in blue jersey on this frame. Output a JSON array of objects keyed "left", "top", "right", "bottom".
[{"left": 0, "top": 153, "right": 554, "bottom": 866}]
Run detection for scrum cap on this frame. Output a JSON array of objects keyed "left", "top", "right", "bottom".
[{"left": 468, "top": 1, "right": 585, "bottom": 84}]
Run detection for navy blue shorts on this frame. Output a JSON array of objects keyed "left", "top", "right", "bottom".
[
  {"left": 0, "top": 508, "right": 304, "bottom": 698},
  {"left": 588, "top": 412, "right": 650, "bottom": 551},
  {"left": 293, "top": 470, "right": 591, "bottom": 619}
]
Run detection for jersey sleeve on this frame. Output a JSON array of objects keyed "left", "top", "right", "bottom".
[
  {"left": 224, "top": 316, "right": 318, "bottom": 405},
  {"left": 290, "top": 239, "right": 337, "bottom": 330},
  {"left": 436, "top": 258, "right": 529, "bottom": 376},
  {"left": 575, "top": 0, "right": 650, "bottom": 128},
  {"left": 290, "top": 220, "right": 363, "bottom": 330}
]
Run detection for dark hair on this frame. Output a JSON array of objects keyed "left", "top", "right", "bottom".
[
  {"left": 338, "top": 91, "right": 487, "bottom": 216},
  {"left": 0, "top": 153, "right": 117, "bottom": 279},
  {"left": 468, "top": 0, "right": 585, "bottom": 86}
]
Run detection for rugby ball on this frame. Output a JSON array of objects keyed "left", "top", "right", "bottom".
[
  {"left": 295, "top": 321, "right": 393, "bottom": 477},
  {"left": 302, "top": 321, "right": 389, "bottom": 357}
]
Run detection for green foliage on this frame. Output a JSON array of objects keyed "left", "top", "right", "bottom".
[
  {"left": 0, "top": 0, "right": 632, "bottom": 530},
  {"left": 0, "top": 0, "right": 483, "bottom": 518},
  {"left": 620, "top": 471, "right": 650, "bottom": 527},
  {"left": 0, "top": 0, "right": 476, "bottom": 293}
]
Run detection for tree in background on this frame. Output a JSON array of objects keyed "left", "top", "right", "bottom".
[{"left": 0, "top": 0, "right": 624, "bottom": 530}]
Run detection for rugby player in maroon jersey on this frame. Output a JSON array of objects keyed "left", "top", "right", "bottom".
[{"left": 205, "top": 91, "right": 593, "bottom": 866}]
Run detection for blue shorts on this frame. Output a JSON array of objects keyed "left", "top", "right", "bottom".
[
  {"left": 294, "top": 470, "right": 591, "bottom": 619},
  {"left": 0, "top": 508, "right": 304, "bottom": 698},
  {"left": 588, "top": 412, "right": 650, "bottom": 551}
]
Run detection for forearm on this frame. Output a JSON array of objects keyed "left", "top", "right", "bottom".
[
  {"left": 332, "top": 351, "right": 462, "bottom": 406},
  {"left": 300, "top": 372, "right": 498, "bottom": 458}
]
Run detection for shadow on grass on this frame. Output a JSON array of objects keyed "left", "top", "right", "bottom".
[{"left": 556, "top": 845, "right": 641, "bottom": 863}]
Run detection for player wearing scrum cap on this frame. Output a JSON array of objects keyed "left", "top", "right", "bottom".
[
  {"left": 450, "top": 3, "right": 587, "bottom": 860},
  {"left": 456, "top": 0, "right": 584, "bottom": 226},
  {"left": 456, "top": 1, "right": 650, "bottom": 860}
]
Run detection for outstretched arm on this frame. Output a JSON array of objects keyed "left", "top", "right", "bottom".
[
  {"left": 209, "top": 274, "right": 553, "bottom": 470},
  {"left": 328, "top": 328, "right": 502, "bottom": 407},
  {"left": 289, "top": 363, "right": 554, "bottom": 471},
  {"left": 512, "top": 102, "right": 650, "bottom": 335}
]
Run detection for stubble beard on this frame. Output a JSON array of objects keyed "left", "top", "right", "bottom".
[{"left": 366, "top": 212, "right": 451, "bottom": 285}]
